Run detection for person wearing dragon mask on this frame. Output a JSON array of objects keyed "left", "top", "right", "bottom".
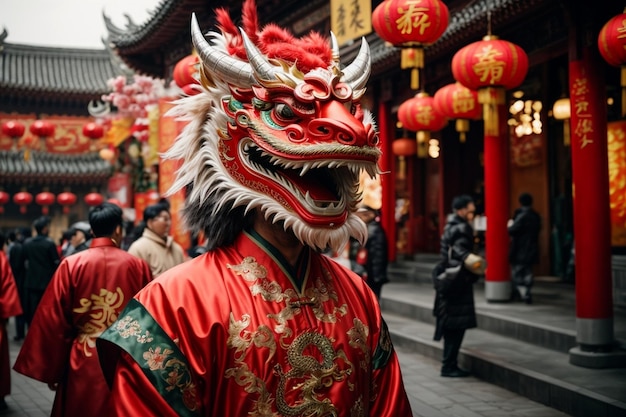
[{"left": 97, "top": 1, "right": 412, "bottom": 415}]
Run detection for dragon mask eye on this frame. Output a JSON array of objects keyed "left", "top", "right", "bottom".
[{"left": 274, "top": 103, "right": 297, "bottom": 122}]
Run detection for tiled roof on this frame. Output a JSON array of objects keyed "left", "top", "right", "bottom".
[
  {"left": 0, "top": 28, "right": 129, "bottom": 115},
  {"left": 0, "top": 150, "right": 113, "bottom": 185},
  {"left": 104, "top": 0, "right": 212, "bottom": 77},
  {"left": 105, "top": 0, "right": 329, "bottom": 78}
]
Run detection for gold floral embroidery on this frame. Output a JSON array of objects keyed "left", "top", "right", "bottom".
[
  {"left": 347, "top": 318, "right": 370, "bottom": 371},
  {"left": 112, "top": 315, "right": 154, "bottom": 343},
  {"left": 142, "top": 345, "right": 198, "bottom": 411},
  {"left": 144, "top": 346, "right": 175, "bottom": 370},
  {"left": 225, "top": 314, "right": 277, "bottom": 416},
  {"left": 350, "top": 396, "right": 365, "bottom": 417},
  {"left": 73, "top": 287, "right": 125, "bottom": 356}
]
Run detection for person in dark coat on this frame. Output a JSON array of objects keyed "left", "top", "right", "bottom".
[
  {"left": 67, "top": 221, "right": 92, "bottom": 255},
  {"left": 508, "top": 192, "right": 541, "bottom": 303},
  {"left": 432, "top": 194, "right": 480, "bottom": 378},
  {"left": 349, "top": 206, "right": 389, "bottom": 300},
  {"left": 21, "top": 216, "right": 60, "bottom": 324},
  {"left": 7, "top": 229, "right": 28, "bottom": 341}
]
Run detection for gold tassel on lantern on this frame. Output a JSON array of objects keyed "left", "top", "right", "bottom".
[
  {"left": 401, "top": 46, "right": 424, "bottom": 91},
  {"left": 478, "top": 87, "right": 505, "bottom": 136},
  {"left": 416, "top": 131, "right": 429, "bottom": 158},
  {"left": 455, "top": 119, "right": 470, "bottom": 143},
  {"left": 397, "top": 156, "right": 407, "bottom": 180}
]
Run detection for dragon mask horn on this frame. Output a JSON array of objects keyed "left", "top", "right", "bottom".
[
  {"left": 191, "top": 13, "right": 255, "bottom": 86},
  {"left": 191, "top": 12, "right": 371, "bottom": 90}
]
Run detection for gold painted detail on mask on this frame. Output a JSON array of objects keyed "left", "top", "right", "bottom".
[
  {"left": 73, "top": 286, "right": 125, "bottom": 356},
  {"left": 274, "top": 331, "right": 353, "bottom": 417}
]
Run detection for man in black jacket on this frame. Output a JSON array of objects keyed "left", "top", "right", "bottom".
[
  {"left": 21, "top": 216, "right": 60, "bottom": 324},
  {"left": 508, "top": 192, "right": 541, "bottom": 304},
  {"left": 433, "top": 195, "right": 480, "bottom": 378},
  {"left": 350, "top": 206, "right": 389, "bottom": 300}
]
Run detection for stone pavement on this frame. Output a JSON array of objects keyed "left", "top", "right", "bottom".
[
  {"left": 380, "top": 278, "right": 626, "bottom": 417},
  {"left": 3, "top": 312, "right": 571, "bottom": 416}
]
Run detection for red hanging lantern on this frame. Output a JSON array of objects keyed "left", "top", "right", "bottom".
[
  {"left": 29, "top": 120, "right": 56, "bottom": 151},
  {"left": 598, "top": 8, "right": 626, "bottom": 117},
  {"left": 35, "top": 191, "right": 55, "bottom": 215},
  {"left": 57, "top": 191, "right": 77, "bottom": 214},
  {"left": 398, "top": 92, "right": 446, "bottom": 157},
  {"left": 0, "top": 191, "right": 9, "bottom": 214},
  {"left": 173, "top": 54, "right": 201, "bottom": 95},
  {"left": 433, "top": 82, "right": 481, "bottom": 143},
  {"left": 2, "top": 120, "right": 26, "bottom": 150},
  {"left": 13, "top": 191, "right": 33, "bottom": 214},
  {"left": 392, "top": 137, "right": 418, "bottom": 179},
  {"left": 372, "top": 0, "right": 449, "bottom": 90},
  {"left": 84, "top": 192, "right": 104, "bottom": 207},
  {"left": 82, "top": 122, "right": 104, "bottom": 140},
  {"left": 452, "top": 35, "right": 528, "bottom": 136},
  {"left": 392, "top": 137, "right": 418, "bottom": 156}
]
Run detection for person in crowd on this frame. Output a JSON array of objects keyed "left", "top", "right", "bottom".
[
  {"left": 508, "top": 192, "right": 541, "bottom": 304},
  {"left": 7, "top": 229, "right": 27, "bottom": 341},
  {"left": 96, "top": 2, "right": 412, "bottom": 415},
  {"left": 349, "top": 205, "right": 389, "bottom": 300},
  {"left": 127, "top": 201, "right": 185, "bottom": 277},
  {"left": 0, "top": 232, "right": 23, "bottom": 411},
  {"left": 58, "top": 228, "right": 74, "bottom": 259},
  {"left": 21, "top": 216, "right": 60, "bottom": 324},
  {"left": 13, "top": 202, "right": 153, "bottom": 417},
  {"left": 67, "top": 221, "right": 92, "bottom": 255},
  {"left": 187, "top": 231, "right": 208, "bottom": 258},
  {"left": 432, "top": 195, "right": 482, "bottom": 378}
]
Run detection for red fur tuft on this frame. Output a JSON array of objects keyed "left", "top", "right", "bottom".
[
  {"left": 214, "top": 0, "right": 333, "bottom": 72},
  {"left": 241, "top": 0, "right": 260, "bottom": 44},
  {"left": 215, "top": 7, "right": 246, "bottom": 60}
]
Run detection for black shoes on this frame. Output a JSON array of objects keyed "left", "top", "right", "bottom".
[{"left": 441, "top": 367, "right": 471, "bottom": 377}]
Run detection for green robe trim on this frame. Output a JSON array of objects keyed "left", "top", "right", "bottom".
[
  {"left": 99, "top": 298, "right": 200, "bottom": 416},
  {"left": 372, "top": 318, "right": 394, "bottom": 370}
]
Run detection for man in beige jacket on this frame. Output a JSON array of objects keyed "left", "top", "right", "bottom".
[{"left": 128, "top": 201, "right": 185, "bottom": 277}]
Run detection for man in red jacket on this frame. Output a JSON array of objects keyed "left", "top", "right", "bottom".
[
  {"left": 14, "top": 202, "right": 153, "bottom": 417},
  {"left": 0, "top": 232, "right": 22, "bottom": 411}
]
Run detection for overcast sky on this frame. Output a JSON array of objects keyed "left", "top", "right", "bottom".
[{"left": 2, "top": 0, "right": 159, "bottom": 49}]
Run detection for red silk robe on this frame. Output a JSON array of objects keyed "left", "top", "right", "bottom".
[
  {"left": 98, "top": 230, "right": 412, "bottom": 416},
  {"left": 13, "top": 238, "right": 153, "bottom": 417},
  {"left": 0, "top": 251, "right": 22, "bottom": 398}
]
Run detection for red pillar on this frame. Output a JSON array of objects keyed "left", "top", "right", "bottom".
[
  {"left": 569, "top": 52, "right": 614, "bottom": 349},
  {"left": 484, "top": 102, "right": 511, "bottom": 301},
  {"left": 378, "top": 100, "right": 397, "bottom": 262}
]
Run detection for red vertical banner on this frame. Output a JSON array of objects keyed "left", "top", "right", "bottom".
[
  {"left": 377, "top": 100, "right": 396, "bottom": 261},
  {"left": 569, "top": 59, "right": 613, "bottom": 322},
  {"left": 134, "top": 190, "right": 160, "bottom": 223},
  {"left": 159, "top": 97, "right": 190, "bottom": 250},
  {"left": 484, "top": 102, "right": 511, "bottom": 298},
  {"left": 607, "top": 121, "right": 626, "bottom": 247}
]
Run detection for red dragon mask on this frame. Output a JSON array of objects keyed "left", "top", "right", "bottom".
[{"left": 165, "top": 0, "right": 380, "bottom": 251}]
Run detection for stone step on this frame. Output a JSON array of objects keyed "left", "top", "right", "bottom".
[
  {"left": 381, "top": 290, "right": 577, "bottom": 354},
  {"left": 382, "top": 311, "right": 626, "bottom": 417}
]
